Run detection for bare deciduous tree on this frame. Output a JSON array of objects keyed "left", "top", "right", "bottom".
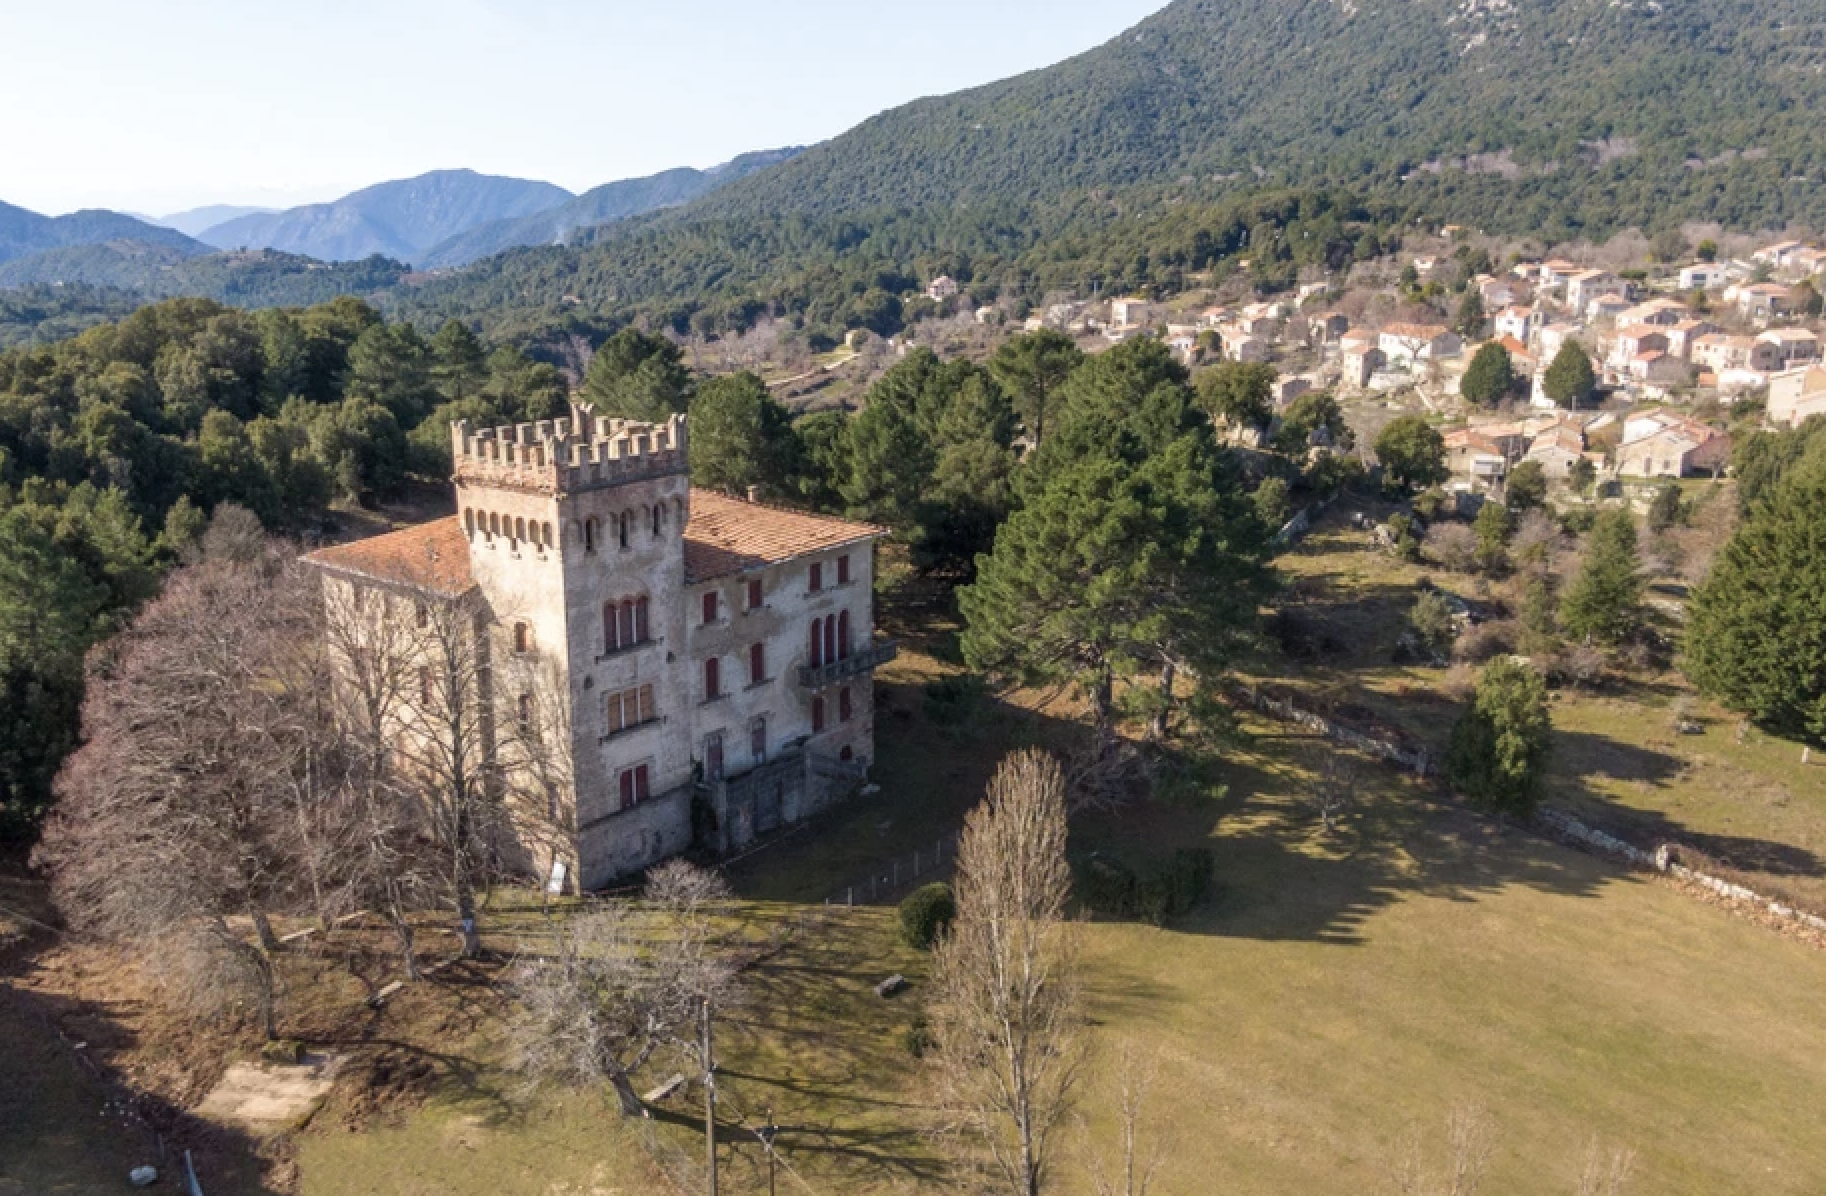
[
  {"left": 1388, "top": 1102, "right": 1496, "bottom": 1196},
  {"left": 931, "top": 749, "right": 1082, "bottom": 1196},
  {"left": 1082, "top": 1043, "right": 1168, "bottom": 1196},
  {"left": 38, "top": 550, "right": 331, "bottom": 1039},
  {"left": 1308, "top": 754, "right": 1359, "bottom": 836},
  {"left": 509, "top": 861, "right": 739, "bottom": 1119},
  {"left": 1573, "top": 1139, "right": 1636, "bottom": 1196}
]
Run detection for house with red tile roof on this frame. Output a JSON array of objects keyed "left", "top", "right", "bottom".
[{"left": 305, "top": 407, "right": 891, "bottom": 890}]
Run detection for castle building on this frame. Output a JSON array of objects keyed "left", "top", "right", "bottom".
[{"left": 304, "top": 408, "right": 894, "bottom": 890}]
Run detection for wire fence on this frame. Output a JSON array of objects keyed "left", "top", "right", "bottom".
[{"left": 823, "top": 830, "right": 961, "bottom": 909}]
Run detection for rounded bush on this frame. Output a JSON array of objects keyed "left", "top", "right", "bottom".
[{"left": 899, "top": 882, "right": 957, "bottom": 950}]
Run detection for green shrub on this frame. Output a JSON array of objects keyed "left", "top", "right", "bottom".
[
  {"left": 1077, "top": 854, "right": 1138, "bottom": 916},
  {"left": 898, "top": 882, "right": 957, "bottom": 950},
  {"left": 902, "top": 1013, "right": 933, "bottom": 1058},
  {"left": 923, "top": 673, "right": 986, "bottom": 728}
]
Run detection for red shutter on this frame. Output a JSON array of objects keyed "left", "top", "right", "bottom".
[
  {"left": 837, "top": 554, "right": 850, "bottom": 585},
  {"left": 824, "top": 616, "right": 837, "bottom": 664},
  {"left": 838, "top": 610, "right": 851, "bottom": 659},
  {"left": 810, "top": 562, "right": 822, "bottom": 592},
  {"left": 809, "top": 619, "right": 823, "bottom": 668},
  {"left": 619, "top": 769, "right": 635, "bottom": 810},
  {"left": 603, "top": 603, "right": 618, "bottom": 651},
  {"left": 706, "top": 657, "right": 720, "bottom": 699},
  {"left": 635, "top": 597, "right": 650, "bottom": 643},
  {"left": 634, "top": 764, "right": 650, "bottom": 801},
  {"left": 703, "top": 591, "right": 717, "bottom": 624},
  {"left": 747, "top": 579, "right": 762, "bottom": 610},
  {"left": 750, "top": 642, "right": 765, "bottom": 684}
]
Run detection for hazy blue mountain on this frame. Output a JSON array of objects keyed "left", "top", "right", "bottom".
[
  {"left": 197, "top": 170, "right": 575, "bottom": 262},
  {"left": 0, "top": 241, "right": 409, "bottom": 307},
  {"left": 0, "top": 200, "right": 207, "bottom": 266},
  {"left": 416, "top": 149, "right": 803, "bottom": 269},
  {"left": 156, "top": 204, "right": 279, "bottom": 237}
]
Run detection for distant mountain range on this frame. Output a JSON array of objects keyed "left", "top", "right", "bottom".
[
  {"left": 155, "top": 204, "right": 278, "bottom": 238},
  {"left": 195, "top": 170, "right": 576, "bottom": 263},
  {"left": 0, "top": 201, "right": 205, "bottom": 266},
  {"left": 418, "top": 149, "right": 803, "bottom": 269}
]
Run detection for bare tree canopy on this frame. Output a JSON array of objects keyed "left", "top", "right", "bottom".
[
  {"left": 931, "top": 749, "right": 1082, "bottom": 1195},
  {"left": 509, "top": 861, "right": 739, "bottom": 1119},
  {"left": 36, "top": 548, "right": 333, "bottom": 1037}
]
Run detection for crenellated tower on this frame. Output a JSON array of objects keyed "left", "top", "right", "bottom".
[{"left": 452, "top": 405, "right": 696, "bottom": 884}]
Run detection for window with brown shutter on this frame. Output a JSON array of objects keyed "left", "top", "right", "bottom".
[
  {"left": 747, "top": 579, "right": 763, "bottom": 610},
  {"left": 702, "top": 591, "right": 718, "bottom": 625},
  {"left": 837, "top": 554, "right": 851, "bottom": 585},
  {"left": 812, "top": 696, "right": 826, "bottom": 732},
  {"left": 705, "top": 657, "right": 721, "bottom": 700},
  {"left": 809, "top": 561, "right": 823, "bottom": 592},
  {"left": 749, "top": 643, "right": 766, "bottom": 684}
]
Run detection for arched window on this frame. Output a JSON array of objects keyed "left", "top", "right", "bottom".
[
  {"left": 464, "top": 509, "right": 475, "bottom": 535},
  {"left": 618, "top": 512, "right": 631, "bottom": 550},
  {"left": 603, "top": 601, "right": 620, "bottom": 652},
  {"left": 838, "top": 610, "right": 851, "bottom": 660},
  {"left": 839, "top": 686, "right": 853, "bottom": 722},
  {"left": 749, "top": 642, "right": 766, "bottom": 685},
  {"left": 515, "top": 517, "right": 526, "bottom": 542},
  {"left": 513, "top": 622, "right": 532, "bottom": 654},
  {"left": 488, "top": 512, "right": 500, "bottom": 537},
  {"left": 824, "top": 616, "right": 837, "bottom": 665},
  {"left": 811, "top": 696, "right": 826, "bottom": 733},
  {"left": 808, "top": 618, "right": 824, "bottom": 669},
  {"left": 516, "top": 693, "right": 532, "bottom": 734},
  {"left": 584, "top": 517, "right": 598, "bottom": 553},
  {"left": 542, "top": 522, "right": 553, "bottom": 547}
]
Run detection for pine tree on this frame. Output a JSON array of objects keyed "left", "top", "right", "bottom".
[
  {"left": 988, "top": 329, "right": 1083, "bottom": 447},
  {"left": 1455, "top": 289, "right": 1487, "bottom": 340},
  {"left": 1543, "top": 340, "right": 1597, "bottom": 410},
  {"left": 688, "top": 372, "right": 798, "bottom": 497},
  {"left": 1560, "top": 509, "right": 1642, "bottom": 645},
  {"left": 1448, "top": 657, "right": 1553, "bottom": 816},
  {"left": 1459, "top": 342, "right": 1516, "bottom": 406},
  {"left": 580, "top": 328, "right": 692, "bottom": 422},
  {"left": 1685, "top": 465, "right": 1826, "bottom": 746}
]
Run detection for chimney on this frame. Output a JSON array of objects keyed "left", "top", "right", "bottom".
[{"left": 746, "top": 486, "right": 762, "bottom": 504}]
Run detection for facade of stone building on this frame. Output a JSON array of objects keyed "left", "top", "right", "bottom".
[{"left": 305, "top": 408, "right": 893, "bottom": 890}]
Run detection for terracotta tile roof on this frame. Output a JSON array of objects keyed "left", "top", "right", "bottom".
[
  {"left": 305, "top": 517, "right": 475, "bottom": 597},
  {"left": 683, "top": 489, "right": 886, "bottom": 584}
]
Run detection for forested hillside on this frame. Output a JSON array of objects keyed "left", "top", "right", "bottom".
[
  {"left": 694, "top": 0, "right": 1826, "bottom": 233},
  {"left": 397, "top": 188, "right": 1397, "bottom": 348},
  {"left": 0, "top": 297, "right": 567, "bottom": 836},
  {"left": 419, "top": 148, "right": 804, "bottom": 269},
  {"left": 0, "top": 246, "right": 411, "bottom": 308}
]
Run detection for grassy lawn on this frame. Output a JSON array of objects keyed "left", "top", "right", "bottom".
[
  {"left": 1263, "top": 501, "right": 1826, "bottom": 911},
  {"left": 280, "top": 635, "right": 1826, "bottom": 1195}
]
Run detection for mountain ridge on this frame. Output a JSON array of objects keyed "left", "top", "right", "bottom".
[
  {"left": 418, "top": 148, "right": 806, "bottom": 269},
  {"left": 0, "top": 201, "right": 207, "bottom": 267},
  {"left": 197, "top": 170, "right": 576, "bottom": 262}
]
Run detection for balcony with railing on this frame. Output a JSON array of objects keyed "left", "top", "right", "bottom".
[{"left": 798, "top": 638, "right": 899, "bottom": 689}]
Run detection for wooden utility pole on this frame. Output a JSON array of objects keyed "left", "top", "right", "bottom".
[{"left": 702, "top": 999, "right": 718, "bottom": 1196}]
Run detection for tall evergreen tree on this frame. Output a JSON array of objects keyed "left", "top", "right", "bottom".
[
  {"left": 688, "top": 372, "right": 797, "bottom": 498},
  {"left": 1685, "top": 464, "right": 1826, "bottom": 746},
  {"left": 1195, "top": 361, "right": 1277, "bottom": 431},
  {"left": 1543, "top": 339, "right": 1597, "bottom": 410},
  {"left": 1560, "top": 508, "right": 1642, "bottom": 645},
  {"left": 1459, "top": 342, "right": 1516, "bottom": 406},
  {"left": 1374, "top": 416, "right": 1449, "bottom": 493},
  {"left": 988, "top": 329, "right": 1083, "bottom": 447},
  {"left": 580, "top": 328, "right": 692, "bottom": 422},
  {"left": 1447, "top": 658, "right": 1553, "bottom": 816}
]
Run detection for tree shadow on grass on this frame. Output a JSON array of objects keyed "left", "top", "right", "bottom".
[
  {"left": 1550, "top": 728, "right": 1826, "bottom": 880},
  {"left": 0, "top": 939, "right": 282, "bottom": 1196}
]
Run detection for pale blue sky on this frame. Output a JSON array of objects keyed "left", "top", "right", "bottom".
[{"left": 1, "top": 0, "right": 1169, "bottom": 217}]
